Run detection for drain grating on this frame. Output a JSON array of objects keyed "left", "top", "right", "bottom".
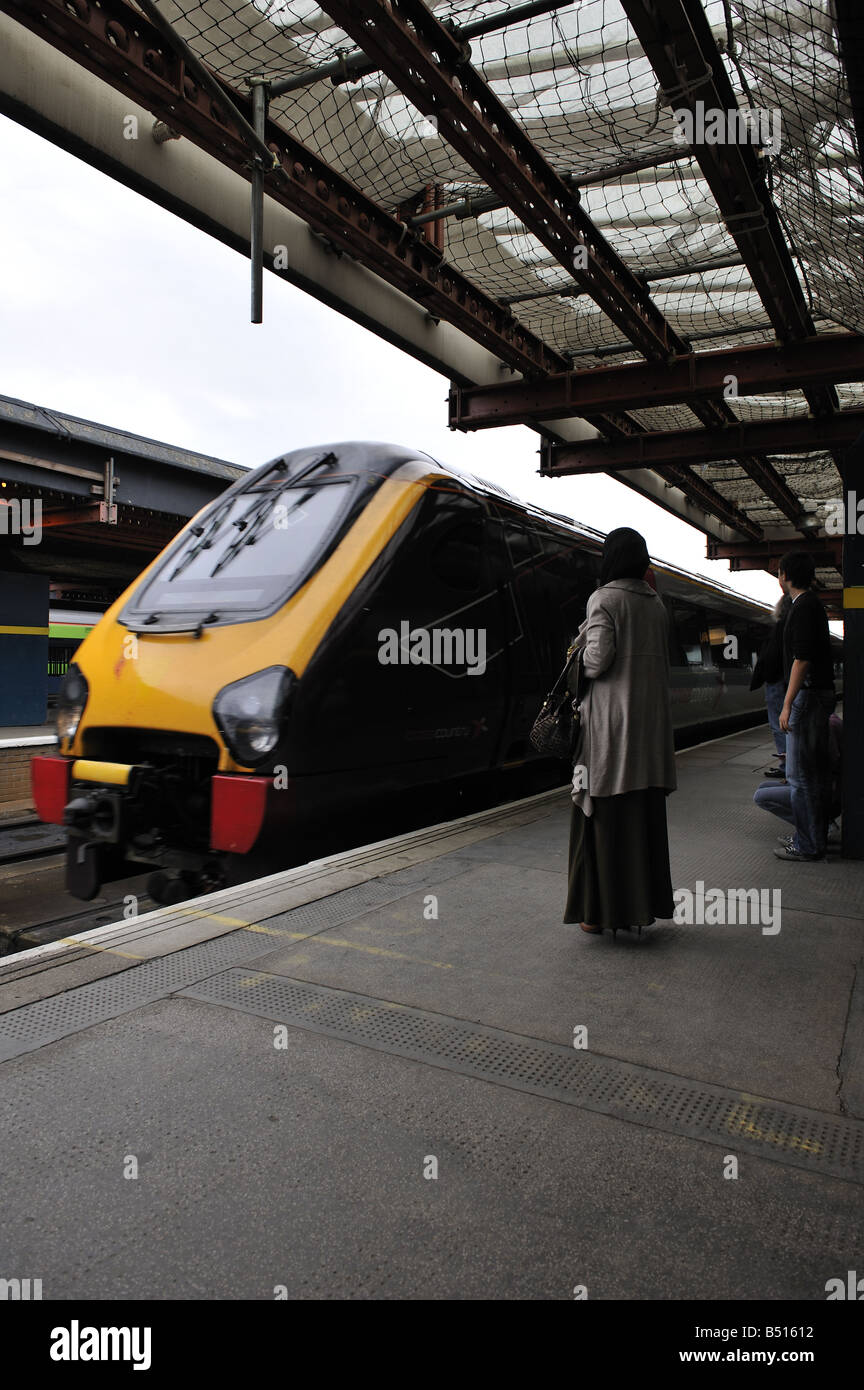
[
  {"left": 180, "top": 970, "right": 864, "bottom": 1185},
  {"left": 0, "top": 931, "right": 265, "bottom": 1060}
]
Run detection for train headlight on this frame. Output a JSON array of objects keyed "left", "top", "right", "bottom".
[
  {"left": 57, "top": 663, "right": 89, "bottom": 742},
  {"left": 213, "top": 666, "right": 295, "bottom": 767}
]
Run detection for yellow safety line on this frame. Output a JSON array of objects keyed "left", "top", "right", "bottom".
[
  {"left": 59, "top": 936, "right": 144, "bottom": 960},
  {"left": 195, "top": 909, "right": 454, "bottom": 969},
  {"left": 0, "top": 625, "right": 50, "bottom": 635},
  {"left": 51, "top": 904, "right": 453, "bottom": 971}
]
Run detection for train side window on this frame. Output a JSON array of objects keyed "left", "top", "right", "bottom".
[
  {"left": 376, "top": 487, "right": 487, "bottom": 607},
  {"left": 429, "top": 521, "right": 484, "bottom": 591},
  {"left": 669, "top": 600, "right": 705, "bottom": 667},
  {"left": 503, "top": 524, "right": 535, "bottom": 570}
]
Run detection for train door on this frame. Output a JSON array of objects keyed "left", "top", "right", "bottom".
[
  {"left": 302, "top": 484, "right": 511, "bottom": 788},
  {"left": 491, "top": 511, "right": 596, "bottom": 761}
]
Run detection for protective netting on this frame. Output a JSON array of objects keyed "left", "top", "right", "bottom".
[{"left": 151, "top": 0, "right": 861, "bottom": 568}]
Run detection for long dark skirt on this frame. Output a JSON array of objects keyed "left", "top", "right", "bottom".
[{"left": 563, "top": 787, "right": 674, "bottom": 928}]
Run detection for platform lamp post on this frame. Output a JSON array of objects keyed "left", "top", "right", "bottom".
[{"left": 841, "top": 432, "right": 864, "bottom": 860}]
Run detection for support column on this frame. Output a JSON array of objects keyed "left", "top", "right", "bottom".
[
  {"left": 841, "top": 435, "right": 864, "bottom": 859},
  {"left": 0, "top": 572, "right": 49, "bottom": 724}
]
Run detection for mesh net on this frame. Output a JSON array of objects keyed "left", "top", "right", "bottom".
[{"left": 145, "top": 0, "right": 860, "bottom": 575}]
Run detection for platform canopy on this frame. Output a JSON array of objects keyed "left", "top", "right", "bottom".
[{"left": 2, "top": 0, "right": 862, "bottom": 598}]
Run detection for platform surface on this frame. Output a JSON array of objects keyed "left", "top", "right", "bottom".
[{"left": 1, "top": 726, "right": 862, "bottom": 1301}]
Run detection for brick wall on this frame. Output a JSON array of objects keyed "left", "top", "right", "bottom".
[{"left": 0, "top": 745, "right": 52, "bottom": 806}]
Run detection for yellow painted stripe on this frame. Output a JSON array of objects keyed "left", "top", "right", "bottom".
[
  {"left": 194, "top": 909, "right": 454, "bottom": 969},
  {"left": 0, "top": 625, "right": 49, "bottom": 636},
  {"left": 843, "top": 586, "right": 864, "bottom": 609},
  {"left": 59, "top": 936, "right": 143, "bottom": 960}
]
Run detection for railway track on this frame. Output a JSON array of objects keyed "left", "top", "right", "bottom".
[{"left": 0, "top": 818, "right": 66, "bottom": 866}]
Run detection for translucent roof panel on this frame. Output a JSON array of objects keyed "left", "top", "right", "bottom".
[{"left": 147, "top": 0, "right": 862, "bottom": 579}]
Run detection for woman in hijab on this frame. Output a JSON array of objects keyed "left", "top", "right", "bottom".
[{"left": 563, "top": 528, "right": 677, "bottom": 937}]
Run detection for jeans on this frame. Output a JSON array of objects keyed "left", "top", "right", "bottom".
[
  {"left": 764, "top": 679, "right": 787, "bottom": 759},
  {"left": 753, "top": 779, "right": 793, "bottom": 825},
  {"left": 785, "top": 688, "right": 835, "bottom": 856}
]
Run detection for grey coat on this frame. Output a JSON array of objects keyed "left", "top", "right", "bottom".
[{"left": 571, "top": 578, "right": 677, "bottom": 813}]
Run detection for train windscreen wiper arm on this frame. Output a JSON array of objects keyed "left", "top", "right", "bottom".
[
  {"left": 170, "top": 496, "right": 236, "bottom": 580},
  {"left": 209, "top": 487, "right": 316, "bottom": 577}
]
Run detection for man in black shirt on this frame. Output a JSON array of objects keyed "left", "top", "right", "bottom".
[{"left": 774, "top": 552, "right": 836, "bottom": 861}]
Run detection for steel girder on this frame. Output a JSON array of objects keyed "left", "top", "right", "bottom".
[
  {"left": 0, "top": 0, "right": 567, "bottom": 380},
  {"left": 450, "top": 335, "right": 864, "bottom": 425},
  {"left": 322, "top": 0, "right": 687, "bottom": 362},
  {"left": 320, "top": 0, "right": 797, "bottom": 526},
  {"left": 540, "top": 409, "right": 864, "bottom": 473},
  {"left": 620, "top": 0, "right": 837, "bottom": 418},
  {"left": 706, "top": 537, "right": 843, "bottom": 570},
  {"left": 835, "top": 0, "right": 864, "bottom": 165}
]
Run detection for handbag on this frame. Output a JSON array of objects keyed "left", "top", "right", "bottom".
[{"left": 529, "top": 644, "right": 586, "bottom": 759}]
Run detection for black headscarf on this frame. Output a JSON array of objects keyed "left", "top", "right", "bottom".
[{"left": 598, "top": 527, "right": 650, "bottom": 586}]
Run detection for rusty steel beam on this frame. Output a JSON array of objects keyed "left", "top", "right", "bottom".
[
  {"left": 541, "top": 409, "right": 864, "bottom": 473},
  {"left": 322, "top": 0, "right": 688, "bottom": 362},
  {"left": 0, "top": 0, "right": 568, "bottom": 380},
  {"left": 706, "top": 537, "right": 843, "bottom": 571},
  {"left": 39, "top": 504, "right": 115, "bottom": 528},
  {"left": 619, "top": 0, "right": 845, "bottom": 522},
  {"left": 649, "top": 464, "right": 758, "bottom": 537},
  {"left": 620, "top": 0, "right": 838, "bottom": 421},
  {"left": 449, "top": 335, "right": 864, "bottom": 427},
  {"left": 321, "top": 0, "right": 799, "bottom": 524},
  {"left": 835, "top": 0, "right": 864, "bottom": 165}
]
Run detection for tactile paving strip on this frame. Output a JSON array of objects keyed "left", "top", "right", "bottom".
[
  {"left": 0, "top": 858, "right": 473, "bottom": 1057},
  {"left": 0, "top": 932, "right": 267, "bottom": 1061},
  {"left": 180, "top": 970, "right": 864, "bottom": 1186}
]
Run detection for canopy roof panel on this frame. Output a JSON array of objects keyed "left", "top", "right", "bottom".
[{"left": 5, "top": 0, "right": 859, "bottom": 593}]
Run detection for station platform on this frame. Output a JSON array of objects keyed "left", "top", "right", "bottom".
[{"left": 1, "top": 725, "right": 862, "bottom": 1300}]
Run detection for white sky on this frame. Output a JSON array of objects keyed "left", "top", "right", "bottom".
[{"left": 0, "top": 112, "right": 786, "bottom": 610}]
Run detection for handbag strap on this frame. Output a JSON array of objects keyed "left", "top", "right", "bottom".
[{"left": 548, "top": 645, "right": 580, "bottom": 698}]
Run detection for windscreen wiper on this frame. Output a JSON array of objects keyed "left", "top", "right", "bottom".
[
  {"left": 207, "top": 449, "right": 338, "bottom": 577},
  {"left": 209, "top": 486, "right": 316, "bottom": 577},
  {"left": 170, "top": 496, "right": 236, "bottom": 580},
  {"left": 127, "top": 612, "right": 220, "bottom": 636}
]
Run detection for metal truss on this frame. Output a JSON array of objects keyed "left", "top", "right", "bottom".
[
  {"left": 539, "top": 410, "right": 864, "bottom": 473},
  {"left": 706, "top": 537, "right": 844, "bottom": 571},
  {"left": 320, "top": 0, "right": 805, "bottom": 526},
  {"left": 449, "top": 335, "right": 864, "bottom": 426}
]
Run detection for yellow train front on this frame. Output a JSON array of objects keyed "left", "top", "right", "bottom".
[{"left": 31, "top": 442, "right": 545, "bottom": 902}]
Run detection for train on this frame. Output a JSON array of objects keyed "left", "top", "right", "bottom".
[
  {"left": 47, "top": 609, "right": 101, "bottom": 701},
  {"left": 33, "top": 441, "right": 790, "bottom": 903}
]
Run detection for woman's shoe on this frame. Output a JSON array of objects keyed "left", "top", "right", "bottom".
[{"left": 580, "top": 922, "right": 603, "bottom": 934}]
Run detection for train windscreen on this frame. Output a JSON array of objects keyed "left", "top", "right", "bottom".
[{"left": 120, "top": 479, "right": 354, "bottom": 631}]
